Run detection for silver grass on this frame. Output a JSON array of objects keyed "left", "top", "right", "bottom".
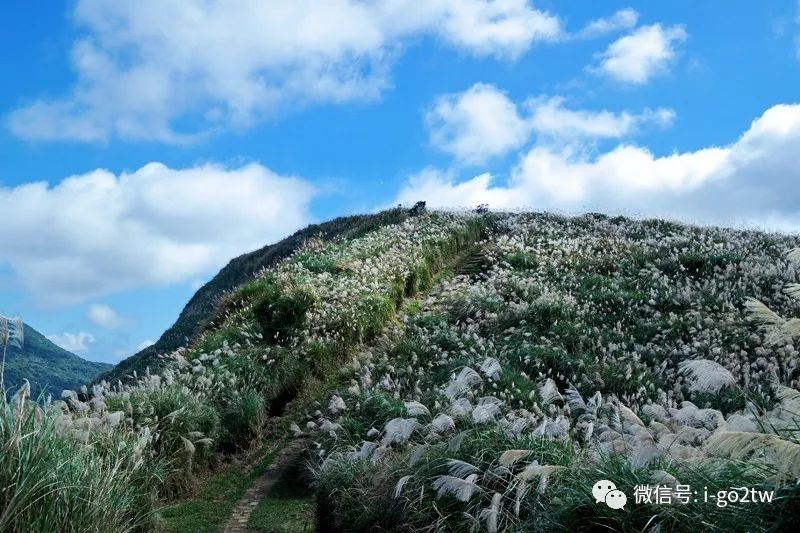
[
  {"left": 409, "top": 444, "right": 430, "bottom": 466},
  {"left": 433, "top": 473, "right": 479, "bottom": 502},
  {"left": 706, "top": 431, "right": 800, "bottom": 479},
  {"left": 447, "top": 430, "right": 470, "bottom": 452},
  {"left": 180, "top": 436, "right": 196, "bottom": 455},
  {"left": 745, "top": 298, "right": 784, "bottom": 326},
  {"left": 431, "top": 413, "right": 455, "bottom": 433},
  {"left": 0, "top": 316, "right": 24, "bottom": 349},
  {"left": 447, "top": 459, "right": 480, "bottom": 477},
  {"left": 785, "top": 283, "right": 800, "bottom": 300},
  {"left": 445, "top": 367, "right": 482, "bottom": 399},
  {"left": 404, "top": 401, "right": 430, "bottom": 417},
  {"left": 539, "top": 378, "right": 563, "bottom": 405},
  {"left": 393, "top": 475, "right": 413, "bottom": 499},
  {"left": 517, "top": 464, "right": 565, "bottom": 493},
  {"left": 775, "top": 385, "right": 800, "bottom": 414},
  {"left": 479, "top": 357, "right": 502, "bottom": 380},
  {"left": 678, "top": 359, "right": 736, "bottom": 393},
  {"left": 498, "top": 449, "right": 532, "bottom": 467},
  {"left": 787, "top": 247, "right": 800, "bottom": 264},
  {"left": 563, "top": 387, "right": 588, "bottom": 416},
  {"left": 381, "top": 418, "right": 419, "bottom": 446},
  {"left": 480, "top": 492, "right": 502, "bottom": 533},
  {"left": 617, "top": 402, "right": 646, "bottom": 428}
]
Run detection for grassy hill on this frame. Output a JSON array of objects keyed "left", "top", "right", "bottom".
[
  {"left": 102, "top": 208, "right": 411, "bottom": 383},
  {"left": 2, "top": 321, "right": 111, "bottom": 399},
  {"left": 4, "top": 208, "right": 800, "bottom": 532}
]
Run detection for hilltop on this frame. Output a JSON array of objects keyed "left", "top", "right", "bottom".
[
  {"left": 4, "top": 208, "right": 800, "bottom": 532},
  {"left": 1, "top": 320, "right": 111, "bottom": 399}
]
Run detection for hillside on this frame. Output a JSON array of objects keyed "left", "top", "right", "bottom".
[
  {"left": 1, "top": 321, "right": 111, "bottom": 399},
  {"left": 5, "top": 208, "right": 800, "bottom": 532},
  {"left": 102, "top": 208, "right": 412, "bottom": 382}
]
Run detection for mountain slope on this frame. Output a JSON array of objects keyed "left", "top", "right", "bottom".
[
  {"left": 19, "top": 210, "right": 800, "bottom": 532},
  {"left": 2, "top": 322, "right": 111, "bottom": 399},
  {"left": 102, "top": 208, "right": 411, "bottom": 382}
]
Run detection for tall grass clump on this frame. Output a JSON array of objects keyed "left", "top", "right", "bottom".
[{"left": 0, "top": 326, "right": 164, "bottom": 532}]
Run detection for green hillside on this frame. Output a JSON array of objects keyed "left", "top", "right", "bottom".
[
  {"left": 2, "top": 321, "right": 111, "bottom": 399},
  {"left": 102, "top": 208, "right": 412, "bottom": 383},
  {"left": 5, "top": 208, "right": 800, "bottom": 532}
]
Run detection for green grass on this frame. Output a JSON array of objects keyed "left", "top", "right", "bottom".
[
  {"left": 159, "top": 444, "right": 282, "bottom": 532},
  {"left": 247, "top": 461, "right": 315, "bottom": 533}
]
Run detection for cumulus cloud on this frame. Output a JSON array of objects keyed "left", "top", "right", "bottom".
[
  {"left": 47, "top": 332, "right": 96, "bottom": 354},
  {"left": 87, "top": 304, "right": 125, "bottom": 329},
  {"left": 426, "top": 83, "right": 675, "bottom": 163},
  {"left": 0, "top": 162, "right": 314, "bottom": 305},
  {"left": 397, "top": 103, "right": 800, "bottom": 230},
  {"left": 591, "top": 24, "right": 688, "bottom": 84},
  {"left": 527, "top": 97, "right": 675, "bottom": 140},
  {"left": 427, "top": 83, "right": 531, "bottom": 164},
  {"left": 575, "top": 8, "right": 639, "bottom": 39},
  {"left": 8, "top": 0, "right": 561, "bottom": 142}
]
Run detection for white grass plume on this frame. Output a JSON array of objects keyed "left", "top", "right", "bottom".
[
  {"left": 447, "top": 459, "right": 480, "bottom": 477},
  {"left": 678, "top": 359, "right": 736, "bottom": 393},
  {"left": 382, "top": 418, "right": 419, "bottom": 446},
  {"left": 431, "top": 413, "right": 455, "bottom": 433},
  {"left": 745, "top": 298, "right": 785, "bottom": 326},
  {"left": 404, "top": 401, "right": 430, "bottom": 417},
  {"left": 1, "top": 316, "right": 24, "bottom": 349},
  {"left": 706, "top": 431, "right": 800, "bottom": 479},
  {"left": 447, "top": 430, "right": 470, "bottom": 452},
  {"left": 433, "top": 473, "right": 479, "bottom": 502},
  {"left": 785, "top": 283, "right": 800, "bottom": 300},
  {"left": 479, "top": 357, "right": 502, "bottom": 380},
  {"left": 745, "top": 298, "right": 800, "bottom": 344},
  {"left": 480, "top": 492, "right": 502, "bottom": 533},
  {"left": 393, "top": 475, "right": 413, "bottom": 499},
  {"left": 517, "top": 463, "right": 565, "bottom": 493},
  {"left": 563, "top": 387, "right": 588, "bottom": 416},
  {"left": 498, "top": 449, "right": 532, "bottom": 467},
  {"left": 539, "top": 378, "right": 563, "bottom": 405},
  {"left": 445, "top": 367, "right": 482, "bottom": 400}
]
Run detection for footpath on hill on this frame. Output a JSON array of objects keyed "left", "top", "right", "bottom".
[
  {"left": 223, "top": 438, "right": 310, "bottom": 533},
  {"left": 214, "top": 235, "right": 490, "bottom": 532}
]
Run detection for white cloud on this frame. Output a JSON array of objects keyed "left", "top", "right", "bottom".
[
  {"left": 8, "top": 0, "right": 561, "bottom": 142},
  {"left": 591, "top": 24, "right": 688, "bottom": 84},
  {"left": 87, "top": 304, "right": 125, "bottom": 329},
  {"left": 527, "top": 97, "right": 675, "bottom": 140},
  {"left": 575, "top": 8, "right": 639, "bottom": 39},
  {"left": 427, "top": 83, "right": 531, "bottom": 164},
  {"left": 47, "top": 332, "right": 96, "bottom": 354},
  {"left": 397, "top": 103, "right": 800, "bottom": 230},
  {"left": 0, "top": 162, "right": 314, "bottom": 305},
  {"left": 426, "top": 83, "right": 675, "bottom": 163}
]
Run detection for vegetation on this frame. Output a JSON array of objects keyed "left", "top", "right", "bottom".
[
  {"left": 5, "top": 208, "right": 800, "bottom": 532},
  {"left": 308, "top": 212, "right": 800, "bottom": 532},
  {"left": 160, "top": 444, "right": 281, "bottom": 532},
  {"left": 103, "top": 208, "right": 412, "bottom": 382},
  {"left": 1, "top": 320, "right": 111, "bottom": 399}
]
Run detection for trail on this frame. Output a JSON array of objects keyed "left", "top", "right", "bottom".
[{"left": 223, "top": 438, "right": 308, "bottom": 533}]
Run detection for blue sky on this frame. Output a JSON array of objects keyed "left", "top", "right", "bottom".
[{"left": 2, "top": 1, "right": 800, "bottom": 363}]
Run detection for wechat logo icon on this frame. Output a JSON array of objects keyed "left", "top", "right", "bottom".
[{"left": 593, "top": 480, "right": 627, "bottom": 509}]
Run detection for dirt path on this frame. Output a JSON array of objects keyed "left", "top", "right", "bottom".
[{"left": 223, "top": 438, "right": 309, "bottom": 533}]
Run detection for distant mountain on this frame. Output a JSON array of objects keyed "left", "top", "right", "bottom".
[
  {"left": 101, "top": 208, "right": 411, "bottom": 382},
  {"left": 2, "top": 321, "right": 112, "bottom": 399}
]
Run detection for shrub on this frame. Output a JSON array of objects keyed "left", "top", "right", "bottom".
[
  {"left": 219, "top": 390, "right": 266, "bottom": 450},
  {"left": 252, "top": 282, "right": 316, "bottom": 345}
]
